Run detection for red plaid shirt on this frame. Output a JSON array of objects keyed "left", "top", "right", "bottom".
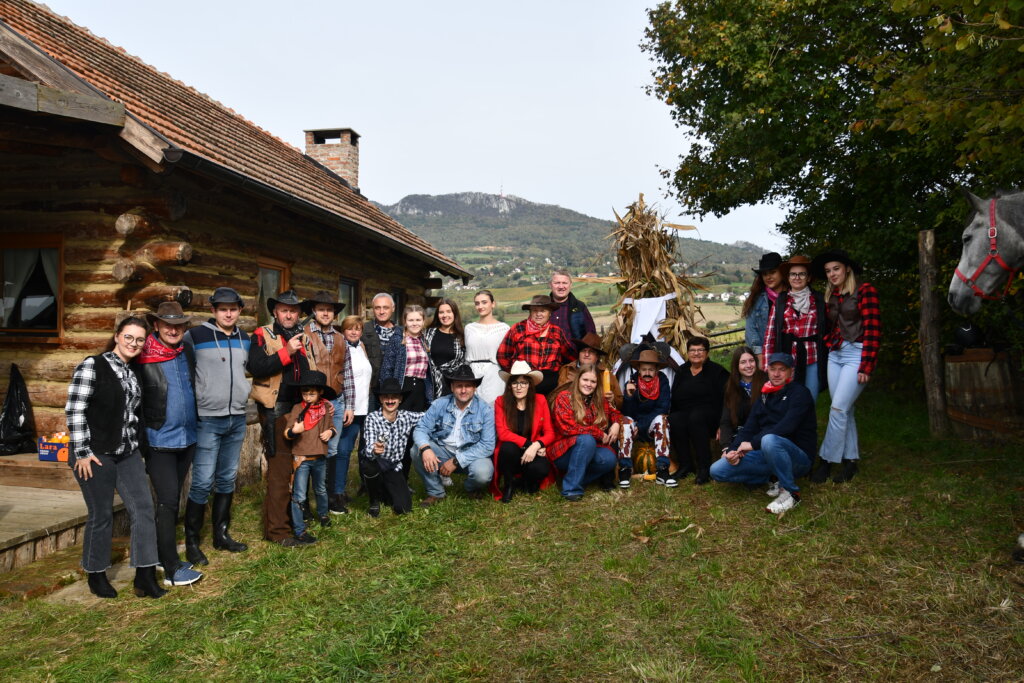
[
  {"left": 403, "top": 336, "right": 429, "bottom": 379},
  {"left": 496, "top": 321, "right": 571, "bottom": 372},
  {"left": 764, "top": 294, "right": 820, "bottom": 366},
  {"left": 547, "top": 389, "right": 623, "bottom": 462},
  {"left": 825, "top": 282, "right": 881, "bottom": 375}
]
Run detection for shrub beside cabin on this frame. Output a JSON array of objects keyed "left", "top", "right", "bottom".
[{"left": 0, "top": 1, "right": 468, "bottom": 440}]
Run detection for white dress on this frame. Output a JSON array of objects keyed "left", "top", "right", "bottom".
[{"left": 464, "top": 321, "right": 510, "bottom": 405}]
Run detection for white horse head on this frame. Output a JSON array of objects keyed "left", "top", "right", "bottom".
[{"left": 948, "top": 190, "right": 1024, "bottom": 316}]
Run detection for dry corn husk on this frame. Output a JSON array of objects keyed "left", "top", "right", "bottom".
[{"left": 602, "top": 193, "right": 706, "bottom": 357}]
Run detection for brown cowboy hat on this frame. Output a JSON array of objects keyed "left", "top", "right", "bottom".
[
  {"left": 301, "top": 290, "right": 346, "bottom": 315},
  {"left": 780, "top": 254, "right": 814, "bottom": 281},
  {"left": 572, "top": 332, "right": 607, "bottom": 356},
  {"left": 629, "top": 348, "right": 669, "bottom": 370},
  {"left": 520, "top": 295, "right": 560, "bottom": 311},
  {"left": 146, "top": 301, "right": 190, "bottom": 327}
]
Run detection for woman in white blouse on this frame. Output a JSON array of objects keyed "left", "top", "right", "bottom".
[
  {"left": 328, "top": 314, "right": 373, "bottom": 514},
  {"left": 463, "top": 290, "right": 510, "bottom": 404}
]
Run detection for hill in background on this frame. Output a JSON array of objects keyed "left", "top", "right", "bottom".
[{"left": 377, "top": 192, "right": 769, "bottom": 288}]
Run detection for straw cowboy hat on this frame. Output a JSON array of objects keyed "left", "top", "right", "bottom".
[{"left": 498, "top": 360, "right": 544, "bottom": 386}]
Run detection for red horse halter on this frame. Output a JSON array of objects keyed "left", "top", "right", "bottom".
[{"left": 954, "top": 198, "right": 1020, "bottom": 300}]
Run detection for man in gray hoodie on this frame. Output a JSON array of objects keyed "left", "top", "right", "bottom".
[{"left": 182, "top": 287, "right": 252, "bottom": 565}]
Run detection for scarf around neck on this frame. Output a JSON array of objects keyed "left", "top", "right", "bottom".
[
  {"left": 525, "top": 318, "right": 550, "bottom": 338},
  {"left": 638, "top": 374, "right": 660, "bottom": 400},
  {"left": 789, "top": 288, "right": 812, "bottom": 315},
  {"left": 766, "top": 287, "right": 779, "bottom": 304},
  {"left": 139, "top": 333, "right": 183, "bottom": 364},
  {"left": 301, "top": 399, "right": 328, "bottom": 431},
  {"left": 761, "top": 377, "right": 792, "bottom": 396}
]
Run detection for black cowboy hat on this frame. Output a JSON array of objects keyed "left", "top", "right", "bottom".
[
  {"left": 572, "top": 332, "right": 607, "bottom": 356},
  {"left": 811, "top": 249, "right": 862, "bottom": 279},
  {"left": 520, "top": 294, "right": 560, "bottom": 311},
  {"left": 443, "top": 363, "right": 484, "bottom": 386},
  {"left": 301, "top": 290, "right": 346, "bottom": 316},
  {"left": 146, "top": 301, "right": 190, "bottom": 327},
  {"left": 285, "top": 369, "right": 337, "bottom": 401},
  {"left": 209, "top": 287, "right": 243, "bottom": 306},
  {"left": 752, "top": 252, "right": 783, "bottom": 275},
  {"left": 267, "top": 289, "right": 302, "bottom": 315},
  {"left": 374, "top": 377, "right": 411, "bottom": 396},
  {"left": 617, "top": 333, "right": 679, "bottom": 371}
]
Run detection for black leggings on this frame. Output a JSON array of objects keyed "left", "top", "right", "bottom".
[
  {"left": 145, "top": 445, "right": 194, "bottom": 573},
  {"left": 496, "top": 442, "right": 551, "bottom": 492},
  {"left": 359, "top": 458, "right": 412, "bottom": 514},
  {"left": 536, "top": 370, "right": 560, "bottom": 396}
]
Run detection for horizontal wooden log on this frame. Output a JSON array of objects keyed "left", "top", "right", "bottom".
[
  {"left": 65, "top": 270, "right": 115, "bottom": 285},
  {"left": 0, "top": 356, "right": 82, "bottom": 382},
  {"left": 63, "top": 311, "right": 120, "bottom": 332},
  {"left": 114, "top": 209, "right": 157, "bottom": 237},
  {"left": 24, "top": 383, "right": 68, "bottom": 410},
  {"left": 160, "top": 268, "right": 254, "bottom": 295},
  {"left": 125, "top": 285, "right": 193, "bottom": 309},
  {"left": 135, "top": 241, "right": 193, "bottom": 266},
  {"left": 30, "top": 408, "right": 66, "bottom": 436},
  {"left": 111, "top": 258, "right": 160, "bottom": 284},
  {"left": 63, "top": 288, "right": 125, "bottom": 308}
]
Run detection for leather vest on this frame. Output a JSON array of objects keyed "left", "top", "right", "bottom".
[
  {"left": 827, "top": 291, "right": 863, "bottom": 343},
  {"left": 304, "top": 322, "right": 346, "bottom": 395},
  {"left": 250, "top": 326, "right": 318, "bottom": 409}
]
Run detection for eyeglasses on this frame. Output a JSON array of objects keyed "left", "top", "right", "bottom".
[
  {"left": 510, "top": 380, "right": 531, "bottom": 387},
  {"left": 688, "top": 348, "right": 707, "bottom": 354},
  {"left": 121, "top": 334, "right": 145, "bottom": 346},
  {"left": 789, "top": 272, "right": 808, "bottom": 279}
]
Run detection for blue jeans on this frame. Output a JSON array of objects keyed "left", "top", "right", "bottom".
[
  {"left": 188, "top": 414, "right": 247, "bottom": 503},
  {"left": 709, "top": 434, "right": 811, "bottom": 494},
  {"left": 330, "top": 414, "right": 363, "bottom": 496},
  {"left": 820, "top": 341, "right": 866, "bottom": 463},
  {"left": 290, "top": 457, "right": 327, "bottom": 536},
  {"left": 553, "top": 434, "right": 616, "bottom": 498},
  {"left": 803, "top": 362, "right": 820, "bottom": 404},
  {"left": 414, "top": 440, "right": 494, "bottom": 498}
]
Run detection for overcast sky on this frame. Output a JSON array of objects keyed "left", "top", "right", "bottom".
[{"left": 38, "top": 0, "right": 787, "bottom": 252}]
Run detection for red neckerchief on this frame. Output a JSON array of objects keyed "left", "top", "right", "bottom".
[
  {"left": 139, "top": 333, "right": 183, "bottom": 364},
  {"left": 761, "top": 377, "right": 792, "bottom": 395},
  {"left": 525, "top": 318, "right": 550, "bottom": 338},
  {"left": 638, "top": 375, "right": 660, "bottom": 400},
  {"left": 302, "top": 399, "right": 327, "bottom": 431}
]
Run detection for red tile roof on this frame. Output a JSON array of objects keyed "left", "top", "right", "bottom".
[{"left": 0, "top": 0, "right": 467, "bottom": 277}]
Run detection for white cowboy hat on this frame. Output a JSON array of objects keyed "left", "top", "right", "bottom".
[{"left": 498, "top": 360, "right": 544, "bottom": 386}]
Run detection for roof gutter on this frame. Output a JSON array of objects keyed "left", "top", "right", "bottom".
[{"left": 164, "top": 149, "right": 470, "bottom": 282}]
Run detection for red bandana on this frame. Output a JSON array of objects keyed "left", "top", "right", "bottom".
[
  {"left": 139, "top": 334, "right": 183, "bottom": 364},
  {"left": 761, "top": 377, "right": 792, "bottom": 395},
  {"left": 302, "top": 400, "right": 327, "bottom": 431},
  {"left": 638, "top": 375, "right": 660, "bottom": 400},
  {"left": 525, "top": 318, "right": 550, "bottom": 338}
]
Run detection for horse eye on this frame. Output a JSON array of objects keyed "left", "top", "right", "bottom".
[{"left": 962, "top": 235, "right": 971, "bottom": 244}]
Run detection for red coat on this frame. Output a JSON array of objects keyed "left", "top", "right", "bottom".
[
  {"left": 490, "top": 394, "right": 557, "bottom": 499},
  {"left": 546, "top": 389, "right": 622, "bottom": 463}
]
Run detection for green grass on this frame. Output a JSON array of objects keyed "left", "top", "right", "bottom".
[{"left": 1, "top": 392, "right": 1023, "bottom": 680}]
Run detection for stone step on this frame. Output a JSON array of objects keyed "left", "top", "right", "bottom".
[{"left": 0, "top": 453, "right": 78, "bottom": 490}]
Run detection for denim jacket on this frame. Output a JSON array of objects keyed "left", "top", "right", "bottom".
[
  {"left": 413, "top": 394, "right": 495, "bottom": 467},
  {"left": 744, "top": 291, "right": 771, "bottom": 354}
]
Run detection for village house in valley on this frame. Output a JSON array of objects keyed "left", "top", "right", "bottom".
[{"left": 0, "top": 0, "right": 468, "bottom": 444}]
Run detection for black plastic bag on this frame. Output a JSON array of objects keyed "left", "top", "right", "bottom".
[{"left": 0, "top": 363, "right": 36, "bottom": 455}]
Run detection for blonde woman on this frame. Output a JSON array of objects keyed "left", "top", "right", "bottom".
[{"left": 380, "top": 305, "right": 432, "bottom": 412}]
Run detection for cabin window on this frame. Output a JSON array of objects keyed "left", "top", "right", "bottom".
[
  {"left": 338, "top": 277, "right": 358, "bottom": 319},
  {"left": 0, "top": 234, "right": 62, "bottom": 338},
  {"left": 256, "top": 257, "right": 291, "bottom": 326},
  {"left": 391, "top": 289, "right": 406, "bottom": 323}
]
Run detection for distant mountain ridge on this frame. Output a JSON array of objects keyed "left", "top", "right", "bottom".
[{"left": 376, "top": 192, "right": 769, "bottom": 283}]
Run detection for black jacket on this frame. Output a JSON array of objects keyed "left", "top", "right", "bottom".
[
  {"left": 730, "top": 381, "right": 817, "bottom": 457},
  {"left": 137, "top": 343, "right": 196, "bottom": 429}
]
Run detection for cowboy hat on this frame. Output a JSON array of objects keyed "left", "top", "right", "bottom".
[
  {"left": 629, "top": 348, "right": 669, "bottom": 370},
  {"left": 520, "top": 294, "right": 560, "bottom": 311},
  {"left": 146, "top": 301, "right": 190, "bottom": 327},
  {"left": 780, "top": 254, "right": 813, "bottom": 280},
  {"left": 752, "top": 252, "right": 783, "bottom": 275},
  {"left": 209, "top": 287, "right": 243, "bottom": 306},
  {"left": 572, "top": 332, "right": 607, "bottom": 356},
  {"left": 285, "top": 369, "right": 338, "bottom": 401},
  {"left": 267, "top": 289, "right": 302, "bottom": 314},
  {"left": 498, "top": 360, "right": 544, "bottom": 386},
  {"left": 301, "top": 290, "right": 345, "bottom": 316},
  {"left": 374, "top": 377, "right": 411, "bottom": 396},
  {"left": 811, "top": 249, "right": 863, "bottom": 279},
  {"left": 442, "top": 363, "right": 484, "bottom": 386}
]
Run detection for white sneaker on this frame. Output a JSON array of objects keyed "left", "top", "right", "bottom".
[
  {"left": 766, "top": 489, "right": 799, "bottom": 514},
  {"left": 440, "top": 475, "right": 453, "bottom": 488},
  {"left": 766, "top": 481, "right": 781, "bottom": 498}
]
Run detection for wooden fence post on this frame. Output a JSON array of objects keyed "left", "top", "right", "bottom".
[{"left": 918, "top": 229, "right": 950, "bottom": 435}]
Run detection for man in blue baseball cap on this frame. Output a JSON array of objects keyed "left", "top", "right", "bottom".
[{"left": 710, "top": 352, "right": 817, "bottom": 514}]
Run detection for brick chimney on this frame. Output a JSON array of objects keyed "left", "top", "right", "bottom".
[{"left": 304, "top": 128, "right": 360, "bottom": 190}]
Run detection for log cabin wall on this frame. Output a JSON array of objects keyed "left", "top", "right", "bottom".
[{"left": 0, "top": 107, "right": 434, "bottom": 440}]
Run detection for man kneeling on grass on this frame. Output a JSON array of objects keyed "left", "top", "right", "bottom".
[
  {"left": 413, "top": 364, "right": 495, "bottom": 508},
  {"left": 710, "top": 353, "right": 817, "bottom": 514},
  {"left": 360, "top": 378, "right": 422, "bottom": 518}
]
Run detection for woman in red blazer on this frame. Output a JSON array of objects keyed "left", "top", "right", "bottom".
[{"left": 490, "top": 361, "right": 556, "bottom": 502}]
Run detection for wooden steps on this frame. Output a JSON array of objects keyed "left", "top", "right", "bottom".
[{"left": 0, "top": 453, "right": 78, "bottom": 490}]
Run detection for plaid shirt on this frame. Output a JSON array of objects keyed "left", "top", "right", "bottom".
[
  {"left": 825, "top": 282, "right": 881, "bottom": 375},
  {"left": 65, "top": 352, "right": 141, "bottom": 460},
  {"left": 404, "top": 336, "right": 429, "bottom": 379},
  {"left": 361, "top": 408, "right": 424, "bottom": 471},
  {"left": 764, "top": 294, "right": 820, "bottom": 366},
  {"left": 312, "top": 325, "right": 336, "bottom": 352},
  {"left": 496, "top": 320, "right": 571, "bottom": 372}
]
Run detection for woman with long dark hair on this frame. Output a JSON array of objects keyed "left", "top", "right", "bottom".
[
  {"left": 423, "top": 298, "right": 465, "bottom": 397},
  {"left": 490, "top": 361, "right": 555, "bottom": 502},
  {"left": 742, "top": 252, "right": 785, "bottom": 356},
  {"left": 717, "top": 346, "right": 766, "bottom": 450},
  {"left": 65, "top": 315, "right": 166, "bottom": 599}
]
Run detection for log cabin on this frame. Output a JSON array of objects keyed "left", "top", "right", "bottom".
[{"left": 0, "top": 1, "right": 469, "bottom": 440}]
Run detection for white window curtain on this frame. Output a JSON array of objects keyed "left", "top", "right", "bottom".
[{"left": 2, "top": 249, "right": 39, "bottom": 328}]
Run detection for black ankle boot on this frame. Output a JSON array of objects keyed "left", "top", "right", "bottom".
[
  {"left": 184, "top": 499, "right": 209, "bottom": 566},
  {"left": 87, "top": 571, "right": 117, "bottom": 598},
  {"left": 133, "top": 566, "right": 167, "bottom": 599},
  {"left": 212, "top": 493, "right": 248, "bottom": 553},
  {"left": 810, "top": 458, "right": 831, "bottom": 484},
  {"left": 832, "top": 459, "right": 858, "bottom": 483},
  {"left": 501, "top": 477, "right": 515, "bottom": 504}
]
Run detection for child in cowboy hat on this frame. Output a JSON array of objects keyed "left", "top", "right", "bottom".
[{"left": 620, "top": 348, "right": 673, "bottom": 488}]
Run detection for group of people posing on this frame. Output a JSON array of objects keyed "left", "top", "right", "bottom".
[{"left": 65, "top": 257, "right": 880, "bottom": 600}]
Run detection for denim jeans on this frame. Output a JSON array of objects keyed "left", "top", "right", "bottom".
[
  {"left": 802, "top": 362, "right": 820, "bottom": 404},
  {"left": 553, "top": 434, "right": 617, "bottom": 498},
  {"left": 74, "top": 449, "right": 159, "bottom": 572},
  {"left": 414, "top": 440, "right": 494, "bottom": 498},
  {"left": 188, "top": 414, "right": 246, "bottom": 503},
  {"left": 820, "top": 341, "right": 866, "bottom": 463},
  {"left": 330, "top": 414, "right": 364, "bottom": 497},
  {"left": 290, "top": 457, "right": 327, "bottom": 536},
  {"left": 709, "top": 434, "right": 811, "bottom": 494}
]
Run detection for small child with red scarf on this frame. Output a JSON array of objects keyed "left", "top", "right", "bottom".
[
  {"left": 620, "top": 349, "right": 672, "bottom": 489},
  {"left": 280, "top": 370, "right": 337, "bottom": 545}
]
